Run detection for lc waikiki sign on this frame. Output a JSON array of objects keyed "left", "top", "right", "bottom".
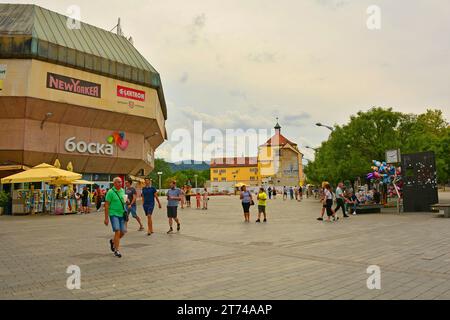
[
  {"left": 64, "top": 132, "right": 129, "bottom": 156},
  {"left": 47, "top": 73, "right": 101, "bottom": 98}
]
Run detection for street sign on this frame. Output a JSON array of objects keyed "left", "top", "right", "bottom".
[{"left": 386, "top": 149, "right": 401, "bottom": 164}]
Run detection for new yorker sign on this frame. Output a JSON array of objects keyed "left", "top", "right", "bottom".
[{"left": 47, "top": 73, "right": 101, "bottom": 98}]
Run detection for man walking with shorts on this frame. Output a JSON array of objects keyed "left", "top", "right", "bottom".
[
  {"left": 256, "top": 187, "right": 268, "bottom": 223},
  {"left": 104, "top": 177, "right": 128, "bottom": 258},
  {"left": 125, "top": 179, "right": 144, "bottom": 231},
  {"left": 334, "top": 182, "right": 349, "bottom": 218},
  {"left": 167, "top": 181, "right": 182, "bottom": 234},
  {"left": 141, "top": 178, "right": 161, "bottom": 236}
]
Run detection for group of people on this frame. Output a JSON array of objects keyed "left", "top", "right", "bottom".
[
  {"left": 316, "top": 182, "right": 379, "bottom": 222},
  {"left": 240, "top": 186, "right": 269, "bottom": 223},
  {"left": 266, "top": 186, "right": 304, "bottom": 201},
  {"left": 103, "top": 178, "right": 198, "bottom": 258},
  {"left": 73, "top": 186, "right": 105, "bottom": 214},
  {"left": 180, "top": 186, "right": 209, "bottom": 211}
]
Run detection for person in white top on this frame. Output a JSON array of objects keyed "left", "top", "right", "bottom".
[
  {"left": 322, "top": 184, "right": 339, "bottom": 222},
  {"left": 202, "top": 188, "right": 209, "bottom": 211}
]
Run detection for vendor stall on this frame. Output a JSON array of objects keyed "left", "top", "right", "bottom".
[{"left": 1, "top": 163, "right": 83, "bottom": 215}]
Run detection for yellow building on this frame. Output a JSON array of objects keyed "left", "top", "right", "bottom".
[
  {"left": 209, "top": 122, "right": 304, "bottom": 191},
  {"left": 259, "top": 122, "right": 304, "bottom": 186},
  {"left": 210, "top": 157, "right": 259, "bottom": 188}
]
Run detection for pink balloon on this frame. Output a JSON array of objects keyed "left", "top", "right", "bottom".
[{"left": 119, "top": 140, "right": 129, "bottom": 150}]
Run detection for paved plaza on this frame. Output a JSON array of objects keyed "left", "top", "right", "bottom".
[{"left": 1, "top": 193, "right": 450, "bottom": 300}]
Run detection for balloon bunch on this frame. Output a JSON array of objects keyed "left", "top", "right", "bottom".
[
  {"left": 366, "top": 160, "right": 401, "bottom": 185},
  {"left": 107, "top": 132, "right": 129, "bottom": 151}
]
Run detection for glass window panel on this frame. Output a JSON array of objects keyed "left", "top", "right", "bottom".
[
  {"left": 84, "top": 54, "right": 93, "bottom": 69},
  {"left": 37, "top": 40, "right": 49, "bottom": 58},
  {"left": 47, "top": 43, "right": 58, "bottom": 60},
  {"left": 76, "top": 51, "right": 85, "bottom": 68},
  {"left": 57, "top": 46, "right": 67, "bottom": 63}
]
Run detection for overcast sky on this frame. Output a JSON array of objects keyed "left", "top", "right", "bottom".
[{"left": 6, "top": 0, "right": 450, "bottom": 162}]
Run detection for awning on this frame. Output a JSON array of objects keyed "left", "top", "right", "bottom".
[{"left": 1, "top": 163, "right": 82, "bottom": 184}]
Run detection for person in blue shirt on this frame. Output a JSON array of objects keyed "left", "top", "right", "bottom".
[
  {"left": 166, "top": 180, "right": 182, "bottom": 234},
  {"left": 141, "top": 178, "right": 161, "bottom": 236}
]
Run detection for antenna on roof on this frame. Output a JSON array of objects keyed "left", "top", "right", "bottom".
[
  {"left": 109, "top": 18, "right": 135, "bottom": 45},
  {"left": 110, "top": 17, "right": 124, "bottom": 36}
]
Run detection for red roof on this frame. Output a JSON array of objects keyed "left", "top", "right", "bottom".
[
  {"left": 210, "top": 157, "right": 258, "bottom": 168},
  {"left": 262, "top": 132, "right": 298, "bottom": 147}
]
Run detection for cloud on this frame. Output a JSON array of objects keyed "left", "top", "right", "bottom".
[
  {"left": 281, "top": 112, "right": 312, "bottom": 126},
  {"left": 188, "top": 13, "right": 207, "bottom": 44},
  {"left": 179, "top": 106, "right": 274, "bottom": 131}
]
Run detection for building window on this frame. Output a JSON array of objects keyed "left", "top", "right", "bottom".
[
  {"left": 213, "top": 178, "right": 219, "bottom": 182},
  {"left": 213, "top": 170, "right": 218, "bottom": 174},
  {"left": 250, "top": 177, "right": 256, "bottom": 181},
  {"left": 221, "top": 178, "right": 226, "bottom": 182}
]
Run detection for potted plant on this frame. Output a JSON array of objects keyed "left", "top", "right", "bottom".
[{"left": 0, "top": 191, "right": 9, "bottom": 215}]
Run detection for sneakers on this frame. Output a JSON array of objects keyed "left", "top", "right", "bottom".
[
  {"left": 114, "top": 251, "right": 122, "bottom": 258},
  {"left": 344, "top": 215, "right": 350, "bottom": 218},
  {"left": 167, "top": 228, "right": 174, "bottom": 234},
  {"left": 317, "top": 217, "right": 324, "bottom": 221},
  {"left": 138, "top": 227, "right": 145, "bottom": 232},
  {"left": 264, "top": 219, "right": 267, "bottom": 223},
  {"left": 177, "top": 223, "right": 181, "bottom": 232},
  {"left": 109, "top": 239, "right": 115, "bottom": 253},
  {"left": 256, "top": 219, "right": 261, "bottom": 223}
]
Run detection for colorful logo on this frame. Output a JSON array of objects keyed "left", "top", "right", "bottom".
[{"left": 107, "top": 132, "right": 129, "bottom": 151}]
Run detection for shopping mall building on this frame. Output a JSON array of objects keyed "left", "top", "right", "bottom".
[{"left": 0, "top": 4, "right": 167, "bottom": 189}]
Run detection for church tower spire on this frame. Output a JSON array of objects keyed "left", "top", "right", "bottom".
[{"left": 274, "top": 117, "right": 281, "bottom": 134}]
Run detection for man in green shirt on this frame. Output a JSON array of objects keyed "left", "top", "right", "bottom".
[{"left": 104, "top": 177, "right": 127, "bottom": 258}]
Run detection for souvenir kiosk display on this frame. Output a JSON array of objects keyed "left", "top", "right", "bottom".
[
  {"left": 1, "top": 163, "right": 83, "bottom": 215},
  {"left": 12, "top": 186, "right": 54, "bottom": 215},
  {"left": 54, "top": 186, "right": 79, "bottom": 215}
]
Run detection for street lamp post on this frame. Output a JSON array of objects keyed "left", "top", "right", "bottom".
[
  {"left": 305, "top": 146, "right": 319, "bottom": 152},
  {"left": 316, "top": 123, "right": 334, "bottom": 132},
  {"left": 194, "top": 174, "right": 198, "bottom": 189},
  {"left": 157, "top": 172, "right": 163, "bottom": 190}
]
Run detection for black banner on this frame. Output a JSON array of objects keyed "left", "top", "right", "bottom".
[{"left": 46, "top": 72, "right": 101, "bottom": 98}]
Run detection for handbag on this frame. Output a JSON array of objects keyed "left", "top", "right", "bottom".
[{"left": 112, "top": 188, "right": 129, "bottom": 221}]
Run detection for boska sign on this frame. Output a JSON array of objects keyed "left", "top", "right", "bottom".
[{"left": 65, "top": 137, "right": 114, "bottom": 156}]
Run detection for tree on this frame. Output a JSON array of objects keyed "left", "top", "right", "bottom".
[
  {"left": 148, "top": 158, "right": 173, "bottom": 189},
  {"left": 149, "top": 159, "right": 212, "bottom": 189},
  {"left": 305, "top": 107, "right": 449, "bottom": 186}
]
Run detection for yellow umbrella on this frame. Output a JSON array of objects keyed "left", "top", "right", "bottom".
[
  {"left": 50, "top": 179, "right": 94, "bottom": 185},
  {"left": 235, "top": 182, "right": 249, "bottom": 188},
  {"left": 0, "top": 163, "right": 82, "bottom": 184}
]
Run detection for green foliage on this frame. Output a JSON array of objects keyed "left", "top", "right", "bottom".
[
  {"left": 305, "top": 108, "right": 450, "bottom": 185},
  {"left": 0, "top": 191, "right": 9, "bottom": 207},
  {"left": 148, "top": 159, "right": 210, "bottom": 189}
]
